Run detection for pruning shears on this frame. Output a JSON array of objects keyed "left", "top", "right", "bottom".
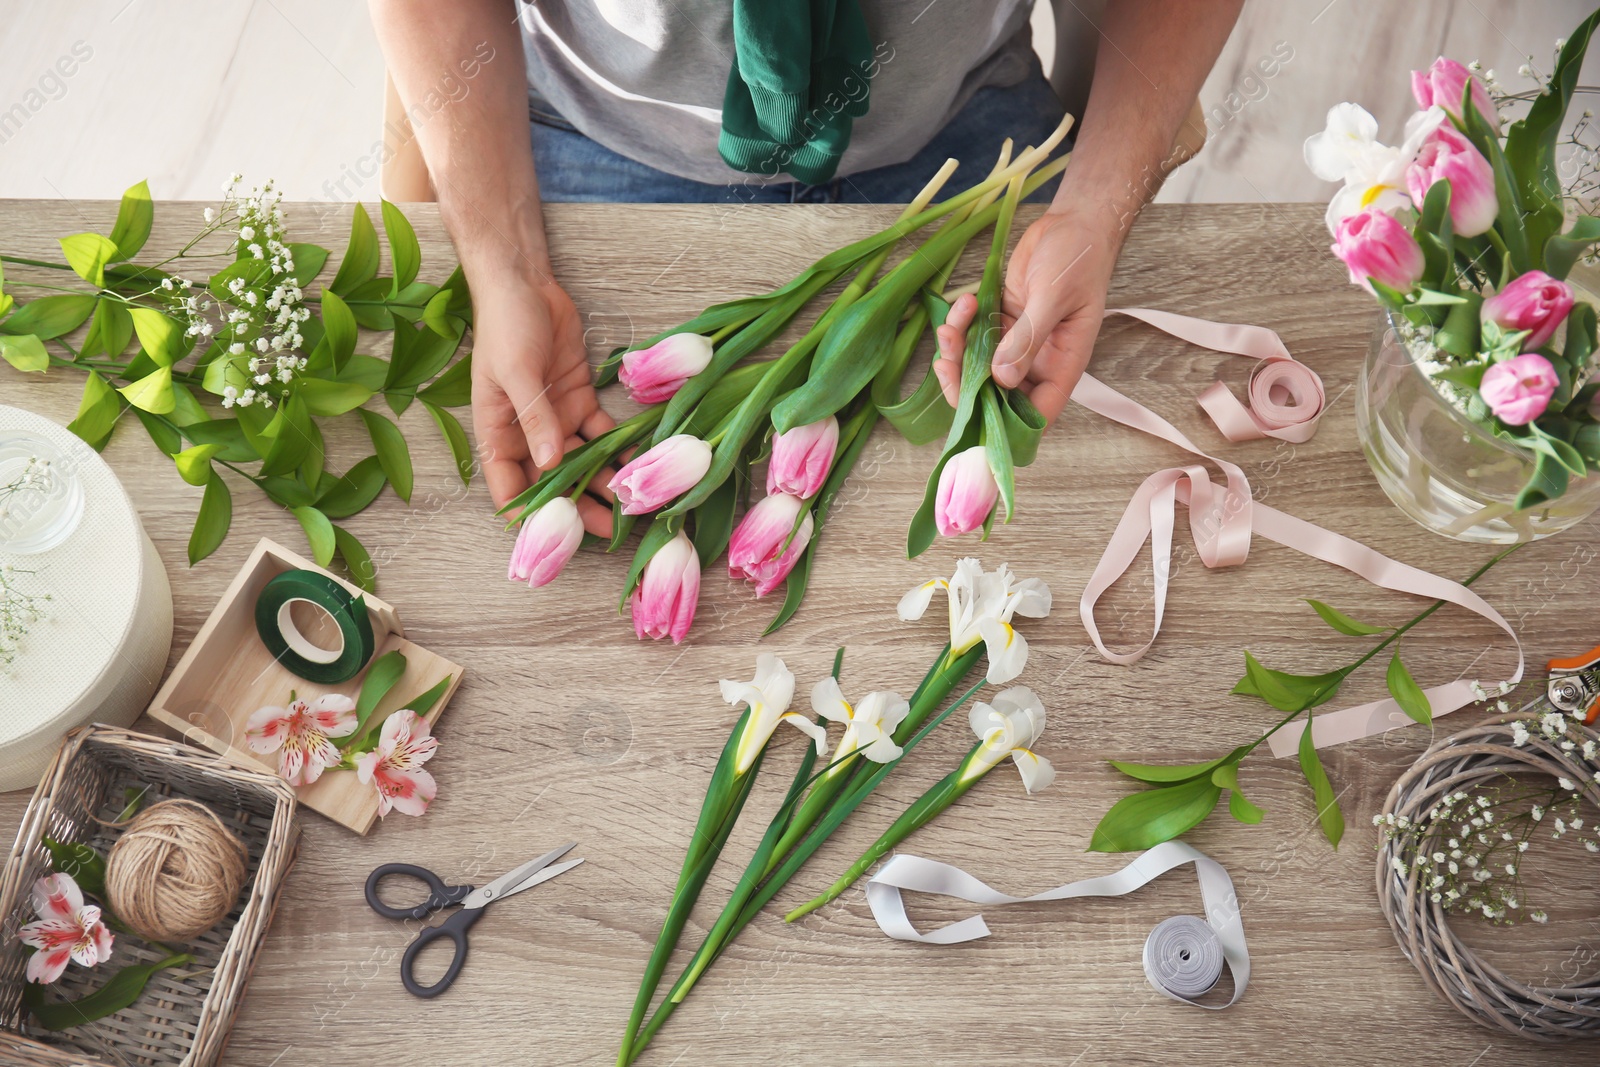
[{"left": 1546, "top": 642, "right": 1600, "bottom": 724}]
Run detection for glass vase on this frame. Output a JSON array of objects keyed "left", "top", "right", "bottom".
[{"left": 1355, "top": 315, "right": 1600, "bottom": 544}]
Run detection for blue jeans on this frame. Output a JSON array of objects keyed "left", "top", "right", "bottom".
[{"left": 529, "top": 63, "right": 1068, "bottom": 204}]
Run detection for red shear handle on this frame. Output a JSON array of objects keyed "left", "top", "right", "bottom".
[{"left": 1547, "top": 643, "right": 1600, "bottom": 672}]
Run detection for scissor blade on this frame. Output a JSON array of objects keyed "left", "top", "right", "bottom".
[
  {"left": 503, "top": 857, "right": 583, "bottom": 898},
  {"left": 468, "top": 843, "right": 576, "bottom": 906}
]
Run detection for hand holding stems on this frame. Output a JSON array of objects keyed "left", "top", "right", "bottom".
[
  {"left": 370, "top": 0, "right": 616, "bottom": 533},
  {"left": 934, "top": 0, "right": 1245, "bottom": 425}
]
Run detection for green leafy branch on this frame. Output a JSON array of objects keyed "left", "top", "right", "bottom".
[
  {"left": 0, "top": 179, "right": 475, "bottom": 591},
  {"left": 1091, "top": 545, "right": 1521, "bottom": 853}
]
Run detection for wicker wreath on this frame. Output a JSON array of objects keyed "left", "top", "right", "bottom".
[{"left": 1377, "top": 715, "right": 1600, "bottom": 1042}]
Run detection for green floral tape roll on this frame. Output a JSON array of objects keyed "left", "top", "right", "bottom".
[{"left": 254, "top": 569, "right": 375, "bottom": 683}]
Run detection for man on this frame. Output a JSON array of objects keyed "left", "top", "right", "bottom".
[{"left": 370, "top": 0, "right": 1243, "bottom": 535}]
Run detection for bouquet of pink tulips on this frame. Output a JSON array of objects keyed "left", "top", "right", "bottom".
[
  {"left": 1308, "top": 7, "right": 1600, "bottom": 508},
  {"left": 501, "top": 116, "right": 1074, "bottom": 642}
]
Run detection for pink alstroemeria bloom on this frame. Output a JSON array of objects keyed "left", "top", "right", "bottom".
[
  {"left": 354, "top": 709, "right": 439, "bottom": 818},
  {"left": 246, "top": 693, "right": 358, "bottom": 786},
  {"left": 608, "top": 434, "right": 713, "bottom": 515},
  {"left": 632, "top": 530, "right": 701, "bottom": 642},
  {"left": 1480, "top": 353, "right": 1559, "bottom": 426},
  {"left": 1405, "top": 123, "right": 1497, "bottom": 237},
  {"left": 766, "top": 416, "right": 839, "bottom": 498},
  {"left": 935, "top": 446, "right": 1000, "bottom": 537},
  {"left": 17, "top": 873, "right": 113, "bottom": 984},
  {"left": 1481, "top": 270, "right": 1575, "bottom": 350},
  {"left": 619, "top": 333, "right": 715, "bottom": 404},
  {"left": 1330, "top": 210, "right": 1426, "bottom": 294},
  {"left": 728, "top": 493, "right": 813, "bottom": 597},
  {"left": 508, "top": 496, "right": 584, "bottom": 588},
  {"left": 1412, "top": 57, "right": 1498, "bottom": 132}
]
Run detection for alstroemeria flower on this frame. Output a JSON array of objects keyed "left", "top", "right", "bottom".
[
  {"left": 898, "top": 558, "right": 1052, "bottom": 683},
  {"left": 811, "top": 676, "right": 909, "bottom": 768},
  {"left": 767, "top": 416, "right": 839, "bottom": 498},
  {"left": 631, "top": 530, "right": 701, "bottom": 643},
  {"left": 934, "top": 446, "right": 1000, "bottom": 536},
  {"left": 722, "top": 653, "right": 826, "bottom": 776},
  {"left": 17, "top": 873, "right": 113, "bottom": 984},
  {"left": 619, "top": 333, "right": 715, "bottom": 404},
  {"left": 960, "top": 686, "right": 1055, "bottom": 794},
  {"left": 354, "top": 709, "right": 439, "bottom": 817},
  {"left": 246, "top": 693, "right": 358, "bottom": 786},
  {"left": 609, "top": 434, "right": 713, "bottom": 515},
  {"left": 508, "top": 496, "right": 584, "bottom": 588},
  {"left": 1307, "top": 104, "right": 1445, "bottom": 233},
  {"left": 728, "top": 493, "right": 813, "bottom": 596}
]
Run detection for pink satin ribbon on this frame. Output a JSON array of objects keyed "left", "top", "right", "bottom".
[{"left": 1075, "top": 309, "right": 1523, "bottom": 755}]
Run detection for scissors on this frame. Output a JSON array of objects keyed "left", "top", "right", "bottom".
[{"left": 364, "top": 842, "right": 583, "bottom": 998}]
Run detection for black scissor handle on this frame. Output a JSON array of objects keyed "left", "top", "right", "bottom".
[
  {"left": 400, "top": 905, "right": 484, "bottom": 998},
  {"left": 365, "top": 862, "right": 475, "bottom": 921}
]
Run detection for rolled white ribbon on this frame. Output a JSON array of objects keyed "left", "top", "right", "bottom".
[{"left": 864, "top": 840, "right": 1249, "bottom": 1009}]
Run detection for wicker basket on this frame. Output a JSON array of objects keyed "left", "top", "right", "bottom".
[{"left": 0, "top": 725, "right": 299, "bottom": 1066}]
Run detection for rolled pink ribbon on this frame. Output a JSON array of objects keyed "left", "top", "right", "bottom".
[{"left": 1076, "top": 309, "right": 1523, "bottom": 754}]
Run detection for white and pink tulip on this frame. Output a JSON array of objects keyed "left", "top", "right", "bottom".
[
  {"left": 608, "top": 434, "right": 713, "bottom": 515},
  {"left": 354, "top": 709, "right": 440, "bottom": 818},
  {"left": 508, "top": 496, "right": 585, "bottom": 588},
  {"left": 631, "top": 530, "right": 701, "bottom": 643},
  {"left": 619, "top": 333, "right": 715, "bottom": 404},
  {"left": 246, "top": 693, "right": 358, "bottom": 786},
  {"left": 17, "top": 873, "right": 114, "bottom": 984},
  {"left": 1481, "top": 270, "right": 1575, "bottom": 350},
  {"left": 1411, "top": 56, "right": 1498, "bottom": 132},
  {"left": 1480, "top": 353, "right": 1559, "bottom": 426},
  {"left": 1405, "top": 123, "right": 1497, "bottom": 237},
  {"left": 934, "top": 445, "right": 999, "bottom": 537},
  {"left": 1330, "top": 210, "right": 1426, "bottom": 294},
  {"left": 728, "top": 492, "right": 813, "bottom": 597},
  {"left": 766, "top": 416, "right": 839, "bottom": 498}
]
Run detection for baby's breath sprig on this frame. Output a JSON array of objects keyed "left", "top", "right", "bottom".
[
  {"left": 0, "top": 564, "right": 50, "bottom": 673},
  {"left": 1378, "top": 701, "right": 1600, "bottom": 925},
  {"left": 0, "top": 456, "right": 52, "bottom": 526}
]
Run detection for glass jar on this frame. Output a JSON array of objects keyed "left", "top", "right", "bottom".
[
  {"left": 1355, "top": 315, "right": 1600, "bottom": 544},
  {"left": 0, "top": 431, "right": 85, "bottom": 554}
]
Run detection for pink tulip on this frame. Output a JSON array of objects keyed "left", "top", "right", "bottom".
[
  {"left": 354, "top": 709, "right": 440, "bottom": 818},
  {"left": 1405, "top": 124, "right": 1497, "bottom": 237},
  {"left": 1480, "top": 353, "right": 1559, "bottom": 426},
  {"left": 766, "top": 416, "right": 839, "bottom": 498},
  {"left": 608, "top": 434, "right": 713, "bottom": 514},
  {"left": 935, "top": 445, "right": 999, "bottom": 537},
  {"left": 1481, "top": 270, "right": 1575, "bottom": 350},
  {"left": 1330, "top": 210, "right": 1426, "bottom": 294},
  {"left": 632, "top": 531, "right": 700, "bottom": 642},
  {"left": 619, "top": 333, "right": 715, "bottom": 404},
  {"left": 728, "top": 493, "right": 813, "bottom": 597},
  {"left": 1412, "top": 57, "right": 1498, "bottom": 132},
  {"left": 507, "top": 496, "right": 584, "bottom": 587}
]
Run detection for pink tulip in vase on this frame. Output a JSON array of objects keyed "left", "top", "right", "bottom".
[{"left": 1308, "top": 29, "right": 1600, "bottom": 543}]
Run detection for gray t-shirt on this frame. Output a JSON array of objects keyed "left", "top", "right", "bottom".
[{"left": 518, "top": 0, "right": 1037, "bottom": 185}]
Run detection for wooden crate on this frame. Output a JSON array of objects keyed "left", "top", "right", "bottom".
[{"left": 145, "top": 538, "right": 462, "bottom": 834}]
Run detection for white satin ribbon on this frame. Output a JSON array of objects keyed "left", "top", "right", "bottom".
[
  {"left": 1075, "top": 310, "right": 1523, "bottom": 753},
  {"left": 865, "top": 841, "right": 1248, "bottom": 1009}
]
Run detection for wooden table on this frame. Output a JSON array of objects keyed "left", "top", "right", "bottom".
[{"left": 3, "top": 199, "right": 1598, "bottom": 1066}]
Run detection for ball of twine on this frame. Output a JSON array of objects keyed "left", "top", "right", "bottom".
[
  {"left": 1377, "top": 716, "right": 1600, "bottom": 1042},
  {"left": 105, "top": 799, "right": 249, "bottom": 942}
]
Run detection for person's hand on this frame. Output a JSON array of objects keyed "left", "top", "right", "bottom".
[
  {"left": 934, "top": 206, "right": 1123, "bottom": 422},
  {"left": 470, "top": 273, "right": 616, "bottom": 535}
]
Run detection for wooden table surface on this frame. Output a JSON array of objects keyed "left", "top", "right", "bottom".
[{"left": 3, "top": 198, "right": 1599, "bottom": 1066}]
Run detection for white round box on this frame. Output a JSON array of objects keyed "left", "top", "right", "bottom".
[{"left": 0, "top": 405, "right": 173, "bottom": 791}]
